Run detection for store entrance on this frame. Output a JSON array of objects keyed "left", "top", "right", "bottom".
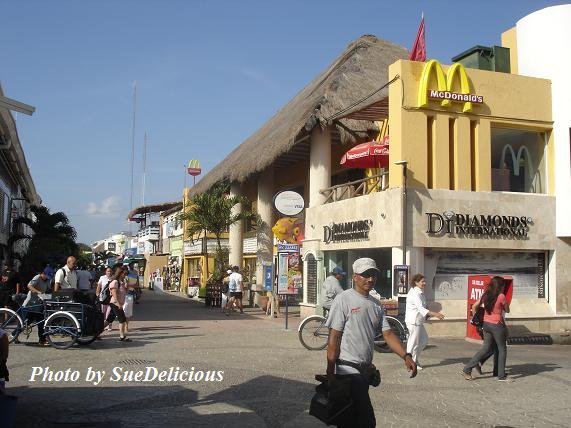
[{"left": 324, "top": 248, "right": 392, "bottom": 297}]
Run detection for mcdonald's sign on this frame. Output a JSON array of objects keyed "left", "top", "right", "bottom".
[
  {"left": 187, "top": 159, "right": 201, "bottom": 176},
  {"left": 418, "top": 60, "right": 483, "bottom": 113}
]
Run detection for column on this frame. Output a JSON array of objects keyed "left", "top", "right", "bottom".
[
  {"left": 228, "top": 182, "right": 243, "bottom": 268},
  {"left": 309, "top": 126, "right": 331, "bottom": 207},
  {"left": 256, "top": 168, "right": 274, "bottom": 289}
]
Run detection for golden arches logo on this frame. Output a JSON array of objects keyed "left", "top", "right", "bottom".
[
  {"left": 187, "top": 159, "right": 201, "bottom": 176},
  {"left": 418, "top": 60, "right": 483, "bottom": 113}
]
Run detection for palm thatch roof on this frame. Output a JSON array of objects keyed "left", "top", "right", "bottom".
[
  {"left": 190, "top": 35, "right": 408, "bottom": 197},
  {"left": 127, "top": 201, "right": 182, "bottom": 221}
]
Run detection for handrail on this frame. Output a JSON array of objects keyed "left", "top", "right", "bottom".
[{"left": 319, "top": 172, "right": 389, "bottom": 204}]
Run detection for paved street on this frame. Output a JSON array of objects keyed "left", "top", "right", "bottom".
[{"left": 5, "top": 290, "right": 571, "bottom": 428}]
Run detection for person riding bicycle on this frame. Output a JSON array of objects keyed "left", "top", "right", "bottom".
[{"left": 321, "top": 266, "right": 346, "bottom": 316}]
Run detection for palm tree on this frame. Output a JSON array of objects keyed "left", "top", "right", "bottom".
[
  {"left": 181, "top": 182, "right": 257, "bottom": 282},
  {"left": 9, "top": 205, "right": 78, "bottom": 281}
]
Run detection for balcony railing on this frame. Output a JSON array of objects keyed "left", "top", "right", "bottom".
[
  {"left": 138, "top": 226, "right": 160, "bottom": 241},
  {"left": 319, "top": 172, "right": 389, "bottom": 204}
]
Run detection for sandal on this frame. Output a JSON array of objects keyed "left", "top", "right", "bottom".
[{"left": 119, "top": 337, "right": 132, "bottom": 342}]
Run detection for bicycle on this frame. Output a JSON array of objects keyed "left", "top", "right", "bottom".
[
  {"left": 0, "top": 297, "right": 81, "bottom": 349},
  {"left": 298, "top": 310, "right": 409, "bottom": 351}
]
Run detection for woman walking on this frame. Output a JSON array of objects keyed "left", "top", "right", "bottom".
[
  {"left": 96, "top": 267, "right": 113, "bottom": 331},
  {"left": 102, "top": 265, "right": 131, "bottom": 342},
  {"left": 462, "top": 276, "right": 510, "bottom": 381},
  {"left": 405, "top": 274, "right": 445, "bottom": 369}
]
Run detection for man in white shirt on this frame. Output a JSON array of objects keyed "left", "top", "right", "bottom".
[
  {"left": 54, "top": 256, "right": 78, "bottom": 291},
  {"left": 405, "top": 273, "right": 445, "bottom": 370},
  {"left": 326, "top": 258, "right": 416, "bottom": 427},
  {"left": 321, "top": 266, "right": 346, "bottom": 313},
  {"left": 227, "top": 266, "right": 244, "bottom": 314}
]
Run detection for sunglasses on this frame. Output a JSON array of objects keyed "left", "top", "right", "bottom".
[{"left": 356, "top": 270, "right": 378, "bottom": 279}]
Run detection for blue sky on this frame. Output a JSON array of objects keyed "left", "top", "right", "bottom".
[{"left": 1, "top": 0, "right": 566, "bottom": 245}]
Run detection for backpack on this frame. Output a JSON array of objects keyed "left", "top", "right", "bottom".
[{"left": 99, "top": 280, "right": 112, "bottom": 305}]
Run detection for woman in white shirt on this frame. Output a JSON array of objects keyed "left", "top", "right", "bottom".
[{"left": 405, "top": 274, "right": 445, "bottom": 370}]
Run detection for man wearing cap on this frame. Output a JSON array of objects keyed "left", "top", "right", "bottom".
[
  {"left": 322, "top": 266, "right": 346, "bottom": 314},
  {"left": 325, "top": 257, "right": 416, "bottom": 427},
  {"left": 25, "top": 267, "right": 54, "bottom": 346}
]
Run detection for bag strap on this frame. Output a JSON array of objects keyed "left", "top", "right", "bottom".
[{"left": 336, "top": 359, "right": 369, "bottom": 374}]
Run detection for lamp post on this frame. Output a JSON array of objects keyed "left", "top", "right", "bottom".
[{"left": 394, "top": 160, "right": 408, "bottom": 266}]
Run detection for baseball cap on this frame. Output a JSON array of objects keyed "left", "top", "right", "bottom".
[
  {"left": 42, "top": 266, "right": 55, "bottom": 280},
  {"left": 332, "top": 266, "right": 346, "bottom": 275},
  {"left": 352, "top": 258, "right": 380, "bottom": 275}
]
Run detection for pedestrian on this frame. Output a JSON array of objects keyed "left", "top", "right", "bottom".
[
  {"left": 0, "top": 327, "right": 9, "bottom": 394},
  {"left": 54, "top": 256, "right": 78, "bottom": 291},
  {"left": 23, "top": 267, "right": 55, "bottom": 346},
  {"left": 321, "top": 266, "right": 346, "bottom": 315},
  {"left": 462, "top": 276, "right": 511, "bottom": 381},
  {"left": 1, "top": 263, "right": 21, "bottom": 310},
  {"left": 102, "top": 265, "right": 131, "bottom": 342},
  {"left": 404, "top": 274, "right": 445, "bottom": 370},
  {"left": 326, "top": 257, "right": 417, "bottom": 427},
  {"left": 76, "top": 265, "right": 92, "bottom": 291},
  {"left": 96, "top": 267, "right": 113, "bottom": 331},
  {"left": 227, "top": 266, "right": 244, "bottom": 314},
  {"left": 222, "top": 269, "right": 231, "bottom": 315}
]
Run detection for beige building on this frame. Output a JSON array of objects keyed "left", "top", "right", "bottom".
[{"left": 189, "top": 34, "right": 570, "bottom": 336}]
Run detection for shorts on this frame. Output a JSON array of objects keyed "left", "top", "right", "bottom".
[
  {"left": 230, "top": 292, "right": 243, "bottom": 299},
  {"left": 107, "top": 303, "right": 127, "bottom": 324}
]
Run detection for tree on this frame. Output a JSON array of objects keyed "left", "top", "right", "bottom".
[
  {"left": 181, "top": 182, "right": 257, "bottom": 283},
  {"left": 9, "top": 205, "right": 78, "bottom": 281}
]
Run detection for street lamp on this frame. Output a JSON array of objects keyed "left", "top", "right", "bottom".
[{"left": 394, "top": 160, "right": 408, "bottom": 266}]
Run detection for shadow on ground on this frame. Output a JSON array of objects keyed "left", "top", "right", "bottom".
[{"left": 10, "top": 374, "right": 316, "bottom": 427}]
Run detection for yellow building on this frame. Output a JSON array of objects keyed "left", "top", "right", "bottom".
[{"left": 188, "top": 34, "right": 570, "bottom": 336}]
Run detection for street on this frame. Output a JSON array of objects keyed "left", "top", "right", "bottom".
[{"left": 5, "top": 290, "right": 571, "bottom": 428}]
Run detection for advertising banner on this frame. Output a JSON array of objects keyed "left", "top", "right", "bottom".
[
  {"left": 466, "top": 275, "right": 488, "bottom": 340},
  {"left": 277, "top": 252, "right": 302, "bottom": 295},
  {"left": 263, "top": 264, "right": 273, "bottom": 291}
]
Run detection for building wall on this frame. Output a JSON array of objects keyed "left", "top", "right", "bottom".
[
  {"left": 387, "top": 60, "right": 553, "bottom": 193},
  {"left": 556, "top": 237, "right": 571, "bottom": 314},
  {"left": 505, "top": 5, "right": 571, "bottom": 237}
]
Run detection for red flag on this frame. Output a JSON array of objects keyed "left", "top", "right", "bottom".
[{"left": 409, "top": 15, "right": 426, "bottom": 62}]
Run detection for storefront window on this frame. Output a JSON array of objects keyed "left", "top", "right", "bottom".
[
  {"left": 426, "top": 250, "right": 546, "bottom": 301},
  {"left": 491, "top": 128, "right": 546, "bottom": 193}
]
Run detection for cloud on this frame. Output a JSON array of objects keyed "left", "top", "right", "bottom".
[
  {"left": 86, "top": 196, "right": 121, "bottom": 217},
  {"left": 239, "top": 67, "right": 276, "bottom": 88}
]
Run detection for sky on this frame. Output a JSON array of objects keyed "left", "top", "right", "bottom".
[{"left": 1, "top": 0, "right": 567, "bottom": 245}]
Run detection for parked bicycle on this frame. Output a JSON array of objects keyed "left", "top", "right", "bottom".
[{"left": 298, "top": 310, "right": 409, "bottom": 351}]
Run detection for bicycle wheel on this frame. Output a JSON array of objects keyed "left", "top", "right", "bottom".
[
  {"left": 374, "top": 316, "right": 407, "bottom": 352},
  {"left": 0, "top": 308, "right": 23, "bottom": 343},
  {"left": 298, "top": 315, "right": 329, "bottom": 350},
  {"left": 45, "top": 312, "right": 79, "bottom": 349}
]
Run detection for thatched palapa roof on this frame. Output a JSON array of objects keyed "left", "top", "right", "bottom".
[{"left": 190, "top": 35, "right": 408, "bottom": 196}]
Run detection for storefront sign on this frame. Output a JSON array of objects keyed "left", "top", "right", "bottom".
[
  {"left": 323, "top": 219, "right": 372, "bottom": 244},
  {"left": 426, "top": 211, "right": 532, "bottom": 239},
  {"left": 418, "top": 60, "right": 483, "bottom": 113},
  {"left": 274, "top": 190, "right": 305, "bottom": 216},
  {"left": 277, "top": 243, "right": 300, "bottom": 253}
]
